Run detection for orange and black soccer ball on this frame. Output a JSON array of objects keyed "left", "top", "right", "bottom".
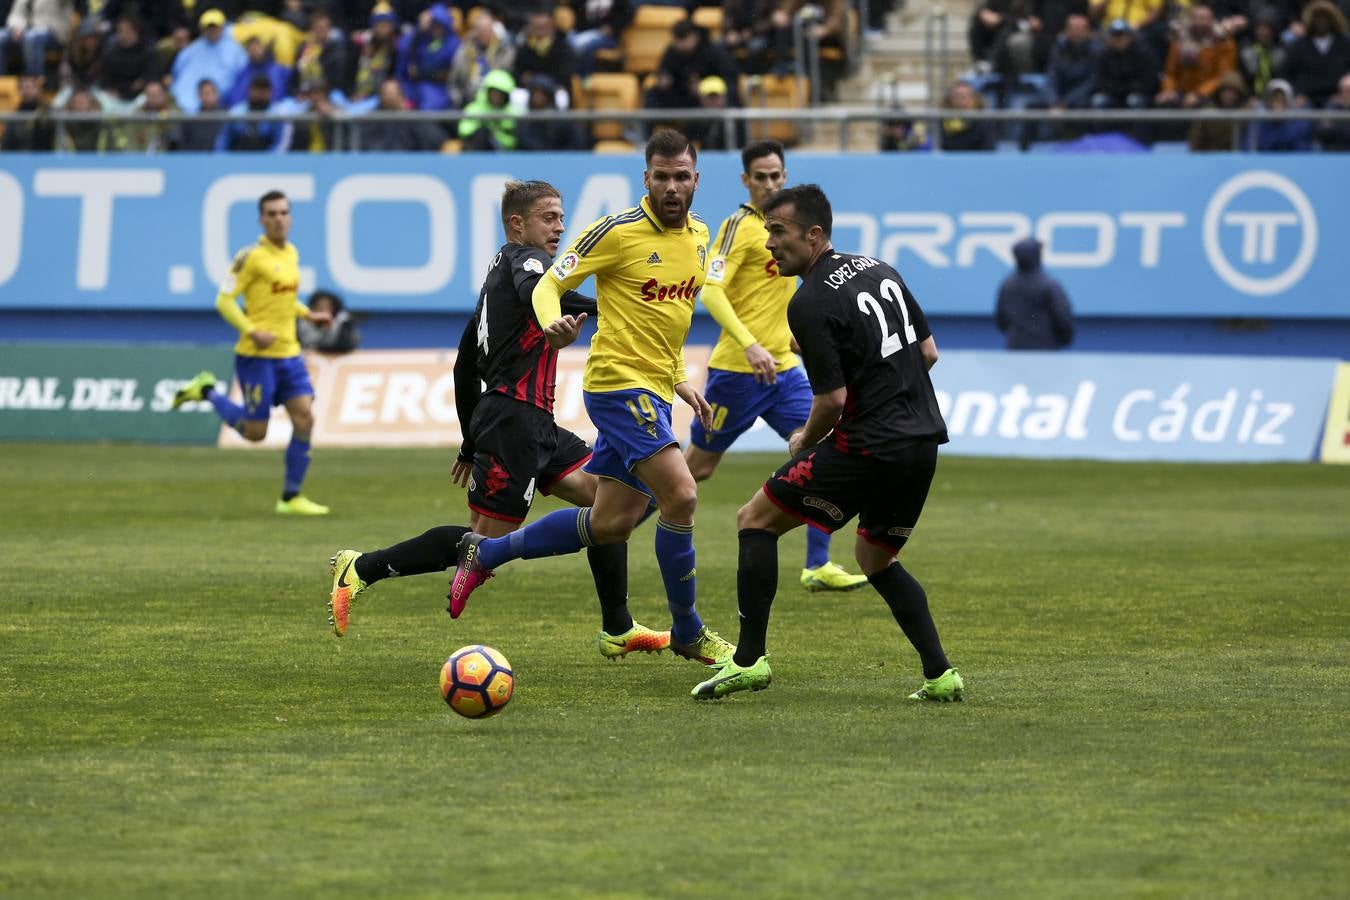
[{"left": 439, "top": 645, "right": 514, "bottom": 718}]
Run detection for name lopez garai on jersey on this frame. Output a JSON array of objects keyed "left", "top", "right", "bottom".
[
  {"left": 823, "top": 254, "right": 880, "bottom": 289},
  {"left": 640, "top": 275, "right": 699, "bottom": 303}
]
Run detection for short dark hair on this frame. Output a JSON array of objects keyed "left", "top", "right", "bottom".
[
  {"left": 249, "top": 73, "right": 272, "bottom": 90},
  {"left": 761, "top": 184, "right": 832, "bottom": 238},
  {"left": 500, "top": 180, "right": 561, "bottom": 231},
  {"left": 645, "top": 128, "right": 696, "bottom": 166},
  {"left": 741, "top": 140, "right": 785, "bottom": 173},
  {"left": 258, "top": 190, "right": 288, "bottom": 214}
]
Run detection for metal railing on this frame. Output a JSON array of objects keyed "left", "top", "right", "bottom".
[{"left": 2, "top": 105, "right": 1349, "bottom": 153}]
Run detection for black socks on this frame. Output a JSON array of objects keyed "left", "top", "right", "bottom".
[
  {"left": 356, "top": 525, "right": 471, "bottom": 585},
  {"left": 869, "top": 563, "right": 951, "bottom": 679},
  {"left": 733, "top": 528, "right": 780, "bottom": 667}
]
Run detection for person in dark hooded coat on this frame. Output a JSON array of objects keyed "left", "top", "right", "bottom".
[{"left": 995, "top": 238, "right": 1075, "bottom": 350}]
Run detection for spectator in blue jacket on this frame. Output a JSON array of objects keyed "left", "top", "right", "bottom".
[
  {"left": 216, "top": 73, "right": 292, "bottom": 151},
  {"left": 996, "top": 238, "right": 1075, "bottom": 350},
  {"left": 170, "top": 8, "right": 247, "bottom": 112},
  {"left": 1048, "top": 13, "right": 1102, "bottom": 110},
  {"left": 398, "top": 2, "right": 459, "bottom": 110},
  {"left": 225, "top": 36, "right": 291, "bottom": 108},
  {"left": 1254, "top": 78, "right": 1313, "bottom": 150}
]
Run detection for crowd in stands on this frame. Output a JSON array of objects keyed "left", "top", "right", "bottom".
[
  {"left": 0, "top": 0, "right": 862, "bottom": 152},
  {"left": 1, "top": 0, "right": 1345, "bottom": 153},
  {"left": 917, "top": 0, "right": 1350, "bottom": 150}
]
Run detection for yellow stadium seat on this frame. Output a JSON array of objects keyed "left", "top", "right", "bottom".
[
  {"left": 593, "top": 139, "right": 637, "bottom": 154},
  {"left": 621, "top": 6, "right": 687, "bottom": 75},
  {"left": 691, "top": 6, "right": 724, "bottom": 41},
  {"left": 0, "top": 76, "right": 20, "bottom": 113},
  {"left": 441, "top": 138, "right": 463, "bottom": 153},
  {"left": 740, "top": 74, "right": 809, "bottom": 146},
  {"left": 574, "top": 72, "right": 640, "bottom": 142}
]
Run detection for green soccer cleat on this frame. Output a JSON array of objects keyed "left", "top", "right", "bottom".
[
  {"left": 692, "top": 655, "right": 773, "bottom": 699},
  {"left": 171, "top": 371, "right": 217, "bottom": 409},
  {"left": 328, "top": 549, "right": 366, "bottom": 637},
  {"left": 670, "top": 625, "right": 736, "bottom": 668},
  {"left": 907, "top": 668, "right": 965, "bottom": 703},
  {"left": 276, "top": 495, "right": 330, "bottom": 516},
  {"left": 800, "top": 561, "right": 869, "bottom": 592},
  {"left": 597, "top": 621, "right": 671, "bottom": 660}
]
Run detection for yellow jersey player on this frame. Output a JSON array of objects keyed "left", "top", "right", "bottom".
[
  {"left": 172, "top": 190, "right": 333, "bottom": 515},
  {"left": 450, "top": 130, "right": 736, "bottom": 668},
  {"left": 685, "top": 141, "right": 867, "bottom": 593}
]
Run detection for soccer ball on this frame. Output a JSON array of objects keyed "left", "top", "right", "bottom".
[{"left": 440, "top": 645, "right": 514, "bottom": 718}]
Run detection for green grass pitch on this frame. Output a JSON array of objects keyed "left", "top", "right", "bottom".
[{"left": 2, "top": 443, "right": 1348, "bottom": 898}]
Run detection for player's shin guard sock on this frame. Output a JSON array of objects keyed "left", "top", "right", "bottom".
[
  {"left": 357, "top": 525, "right": 470, "bottom": 586},
  {"left": 587, "top": 542, "right": 633, "bottom": 635},
  {"left": 205, "top": 389, "right": 247, "bottom": 430},
  {"left": 805, "top": 526, "right": 831, "bottom": 570},
  {"left": 870, "top": 562, "right": 951, "bottom": 679},
  {"left": 478, "top": 508, "right": 593, "bottom": 570},
  {"left": 282, "top": 436, "right": 312, "bottom": 500},
  {"left": 734, "top": 529, "right": 780, "bottom": 666},
  {"left": 655, "top": 519, "right": 702, "bottom": 644}
]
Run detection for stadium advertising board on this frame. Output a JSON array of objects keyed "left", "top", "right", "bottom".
[
  {"left": 0, "top": 155, "right": 1346, "bottom": 318},
  {"left": 214, "top": 346, "right": 712, "bottom": 450},
  {"left": 0, "top": 343, "right": 232, "bottom": 443},
  {"left": 1319, "top": 363, "right": 1350, "bottom": 464},
  {"left": 2, "top": 344, "right": 1332, "bottom": 461}
]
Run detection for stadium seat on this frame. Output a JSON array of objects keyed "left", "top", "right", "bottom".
[
  {"left": 621, "top": 5, "right": 687, "bottom": 75},
  {"left": 574, "top": 72, "right": 640, "bottom": 142},
  {"left": 0, "top": 76, "right": 19, "bottom": 113},
  {"left": 593, "top": 139, "right": 637, "bottom": 153},
  {"left": 740, "top": 74, "right": 808, "bottom": 146},
  {"left": 691, "top": 6, "right": 724, "bottom": 41}
]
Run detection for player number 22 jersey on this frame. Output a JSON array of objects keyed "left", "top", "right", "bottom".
[{"left": 788, "top": 252, "right": 948, "bottom": 459}]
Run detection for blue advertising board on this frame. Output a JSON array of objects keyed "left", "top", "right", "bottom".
[
  {"left": 725, "top": 350, "right": 1336, "bottom": 462},
  {"left": 0, "top": 154, "right": 1345, "bottom": 317}
]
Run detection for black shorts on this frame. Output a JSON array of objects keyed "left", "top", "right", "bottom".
[
  {"left": 467, "top": 393, "right": 592, "bottom": 524},
  {"left": 761, "top": 438, "right": 939, "bottom": 553}
]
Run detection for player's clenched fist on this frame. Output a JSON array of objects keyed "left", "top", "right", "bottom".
[{"left": 543, "top": 312, "right": 587, "bottom": 349}]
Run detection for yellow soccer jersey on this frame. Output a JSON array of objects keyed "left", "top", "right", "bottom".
[
  {"left": 216, "top": 237, "right": 307, "bottom": 359},
  {"left": 544, "top": 195, "right": 710, "bottom": 401},
  {"left": 703, "top": 203, "right": 799, "bottom": 374}
]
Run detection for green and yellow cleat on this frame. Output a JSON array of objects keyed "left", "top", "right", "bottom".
[
  {"left": 171, "top": 371, "right": 217, "bottom": 409},
  {"left": 692, "top": 655, "right": 772, "bottom": 699},
  {"left": 597, "top": 621, "right": 671, "bottom": 660},
  {"left": 670, "top": 625, "right": 736, "bottom": 668},
  {"left": 801, "top": 561, "right": 870, "bottom": 592},
  {"left": 328, "top": 549, "right": 366, "bottom": 637},
  {"left": 907, "top": 668, "right": 965, "bottom": 703},
  {"left": 276, "top": 495, "right": 330, "bottom": 516}
]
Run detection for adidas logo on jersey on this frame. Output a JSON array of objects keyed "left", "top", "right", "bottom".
[{"left": 646, "top": 252, "right": 662, "bottom": 265}]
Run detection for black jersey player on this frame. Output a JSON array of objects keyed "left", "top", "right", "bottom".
[
  {"left": 692, "top": 184, "right": 964, "bottom": 703},
  {"left": 326, "top": 181, "right": 670, "bottom": 661}
]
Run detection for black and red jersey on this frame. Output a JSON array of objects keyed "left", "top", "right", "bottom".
[
  {"left": 788, "top": 251, "right": 948, "bottom": 460},
  {"left": 453, "top": 243, "right": 596, "bottom": 459}
]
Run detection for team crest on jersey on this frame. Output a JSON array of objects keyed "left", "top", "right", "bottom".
[
  {"left": 553, "top": 252, "right": 579, "bottom": 278},
  {"left": 696, "top": 244, "right": 707, "bottom": 269},
  {"left": 708, "top": 257, "right": 726, "bottom": 282},
  {"left": 523, "top": 257, "right": 544, "bottom": 274},
  {"left": 646, "top": 252, "right": 662, "bottom": 265}
]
